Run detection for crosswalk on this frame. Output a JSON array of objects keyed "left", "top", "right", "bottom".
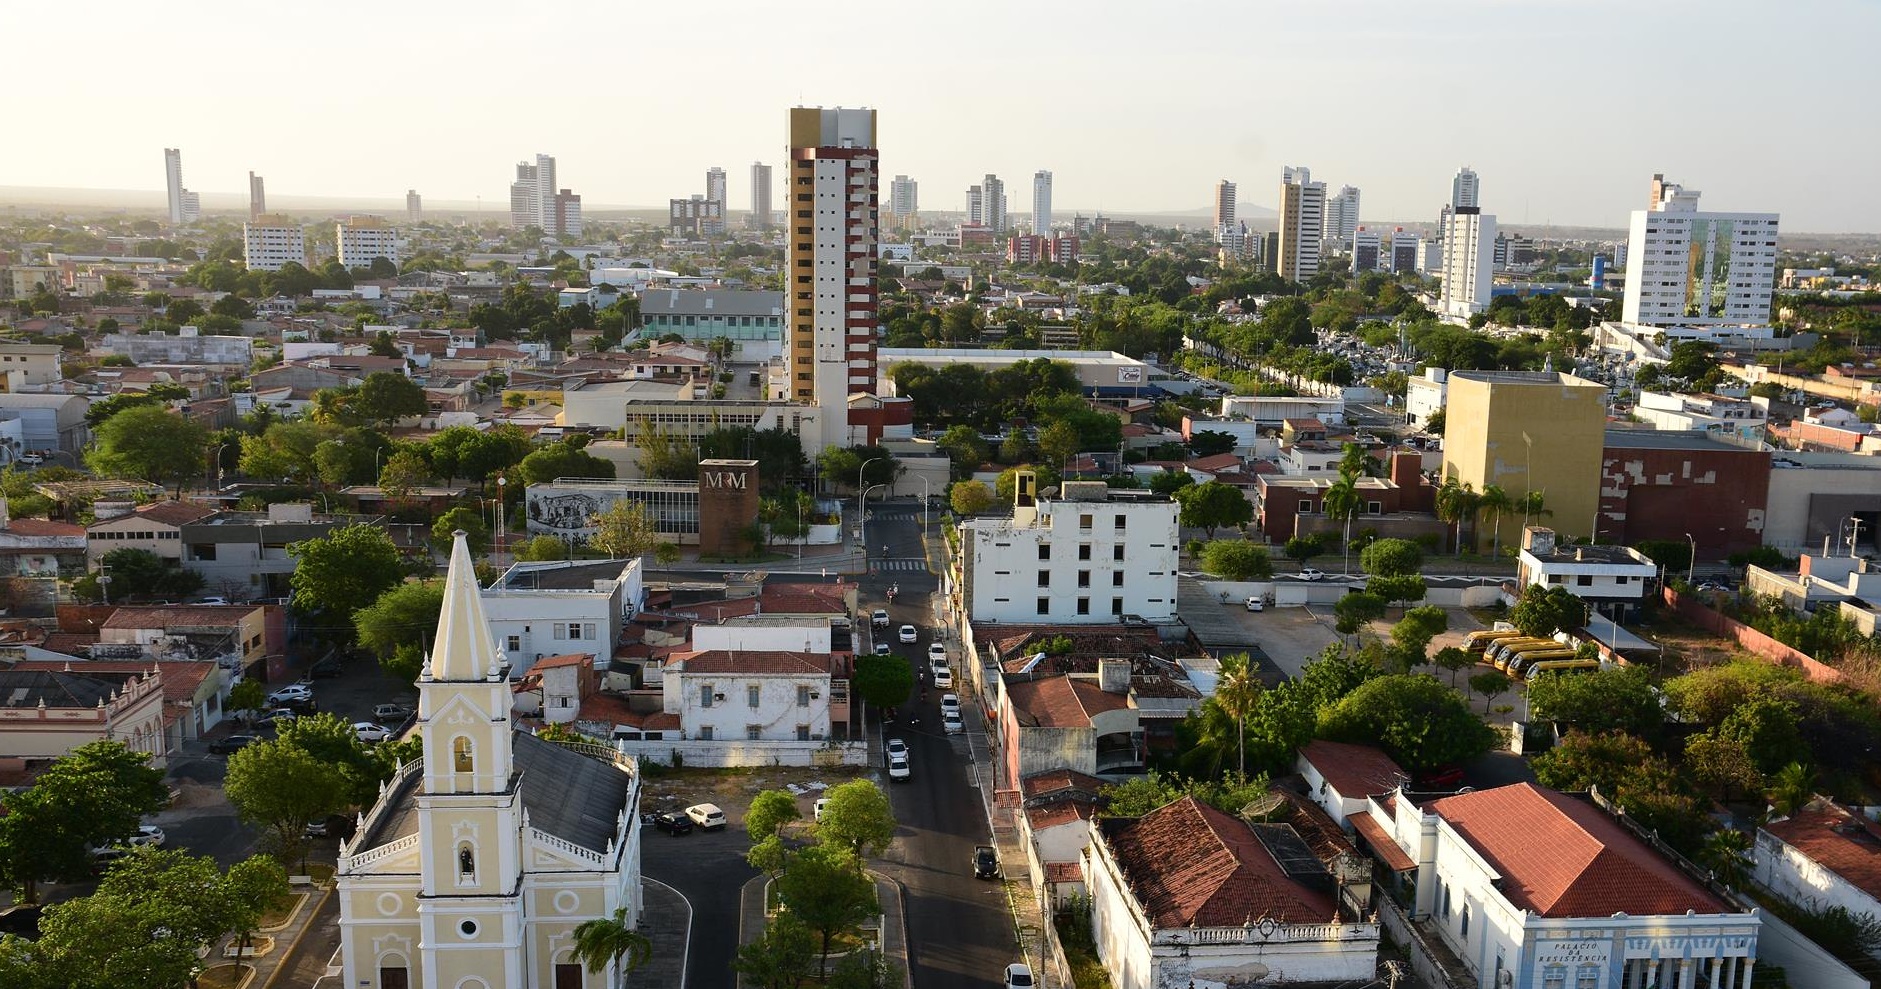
[{"left": 874, "top": 558, "right": 930, "bottom": 572}]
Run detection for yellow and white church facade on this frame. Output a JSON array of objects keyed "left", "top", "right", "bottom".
[{"left": 337, "top": 533, "right": 644, "bottom": 989}]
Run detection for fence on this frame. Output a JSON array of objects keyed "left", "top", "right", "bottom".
[
  {"left": 1662, "top": 587, "right": 1843, "bottom": 683},
  {"left": 611, "top": 738, "right": 868, "bottom": 768}
]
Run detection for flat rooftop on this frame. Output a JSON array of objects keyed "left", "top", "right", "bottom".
[
  {"left": 495, "top": 559, "right": 634, "bottom": 591},
  {"left": 1603, "top": 429, "right": 1765, "bottom": 452}
]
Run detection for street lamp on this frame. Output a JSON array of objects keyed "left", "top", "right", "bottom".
[
  {"left": 209, "top": 443, "right": 227, "bottom": 493},
  {"left": 1684, "top": 532, "right": 1697, "bottom": 586},
  {"left": 374, "top": 447, "right": 387, "bottom": 483},
  {"left": 861, "top": 482, "right": 886, "bottom": 569},
  {"left": 98, "top": 572, "right": 113, "bottom": 606},
  {"left": 920, "top": 476, "right": 930, "bottom": 529}
]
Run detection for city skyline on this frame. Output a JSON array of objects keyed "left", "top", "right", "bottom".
[{"left": 6, "top": 0, "right": 1878, "bottom": 231}]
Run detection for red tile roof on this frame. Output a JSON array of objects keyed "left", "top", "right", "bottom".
[
  {"left": 94, "top": 501, "right": 218, "bottom": 528},
  {"left": 1299, "top": 740, "right": 1408, "bottom": 800},
  {"left": 1005, "top": 676, "right": 1131, "bottom": 728},
  {"left": 666, "top": 650, "right": 833, "bottom": 675},
  {"left": 1027, "top": 801, "right": 1096, "bottom": 830},
  {"left": 1044, "top": 861, "right": 1084, "bottom": 884},
  {"left": 1348, "top": 811, "right": 1416, "bottom": 872},
  {"left": 531, "top": 653, "right": 593, "bottom": 671},
  {"left": 100, "top": 605, "right": 260, "bottom": 630},
  {"left": 1427, "top": 783, "right": 1728, "bottom": 918},
  {"left": 1104, "top": 796, "right": 1336, "bottom": 927},
  {"left": 2, "top": 518, "right": 84, "bottom": 538},
  {"left": 1022, "top": 768, "right": 1110, "bottom": 799},
  {"left": 1762, "top": 804, "right": 1881, "bottom": 898}
]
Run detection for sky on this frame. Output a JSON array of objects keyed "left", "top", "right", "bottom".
[{"left": 8, "top": 0, "right": 1879, "bottom": 232}]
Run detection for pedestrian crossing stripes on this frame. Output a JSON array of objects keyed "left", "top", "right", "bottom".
[{"left": 874, "top": 558, "right": 930, "bottom": 572}]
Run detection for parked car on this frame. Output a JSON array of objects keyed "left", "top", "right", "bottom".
[
  {"left": 1415, "top": 764, "right": 1466, "bottom": 790},
  {"left": 885, "top": 737, "right": 908, "bottom": 759},
  {"left": 193, "top": 595, "right": 230, "bottom": 606},
  {"left": 814, "top": 798, "right": 830, "bottom": 822},
  {"left": 256, "top": 709, "right": 298, "bottom": 729},
  {"left": 129, "top": 825, "right": 166, "bottom": 848},
  {"left": 928, "top": 642, "right": 946, "bottom": 662},
  {"left": 1005, "top": 963, "right": 1035, "bottom": 989},
  {"left": 372, "top": 704, "right": 411, "bottom": 723},
  {"left": 209, "top": 734, "right": 258, "bottom": 755},
  {"left": 871, "top": 608, "right": 890, "bottom": 628},
  {"left": 354, "top": 722, "right": 392, "bottom": 743},
  {"left": 685, "top": 803, "right": 727, "bottom": 830},
  {"left": 942, "top": 711, "right": 964, "bottom": 735},
  {"left": 934, "top": 667, "right": 953, "bottom": 690},
  {"left": 16, "top": 453, "right": 42, "bottom": 467},
  {"left": 267, "top": 684, "right": 312, "bottom": 706},
  {"left": 887, "top": 753, "right": 911, "bottom": 782},
  {"left": 898, "top": 624, "right": 918, "bottom": 644},
  {"left": 1297, "top": 568, "right": 1326, "bottom": 581},
  {"left": 304, "top": 815, "right": 357, "bottom": 840},
  {"left": 974, "top": 844, "right": 1000, "bottom": 880},
  {"left": 652, "top": 811, "right": 694, "bottom": 835},
  {"left": 1244, "top": 596, "right": 1265, "bottom": 612},
  {"left": 939, "top": 693, "right": 961, "bottom": 716},
  {"left": 873, "top": 642, "right": 891, "bottom": 656}
]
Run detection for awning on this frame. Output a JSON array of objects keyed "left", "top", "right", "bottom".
[{"left": 1349, "top": 811, "right": 1416, "bottom": 872}]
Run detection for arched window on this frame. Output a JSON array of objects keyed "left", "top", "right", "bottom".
[
  {"left": 457, "top": 842, "right": 476, "bottom": 882},
  {"left": 453, "top": 736, "right": 473, "bottom": 774}
]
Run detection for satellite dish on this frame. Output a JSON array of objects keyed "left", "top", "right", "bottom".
[{"left": 1240, "top": 793, "right": 1287, "bottom": 821}]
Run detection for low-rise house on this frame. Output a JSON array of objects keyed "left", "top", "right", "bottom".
[
  {"left": 1369, "top": 782, "right": 1760, "bottom": 989},
  {"left": 1515, "top": 526, "right": 1659, "bottom": 621},
  {"left": 0, "top": 663, "right": 170, "bottom": 766},
  {"left": 659, "top": 649, "right": 841, "bottom": 743},
  {"left": 0, "top": 501, "right": 85, "bottom": 577},
  {"left": 1018, "top": 769, "right": 1108, "bottom": 907},
  {"left": 86, "top": 499, "right": 220, "bottom": 568},
  {"left": 511, "top": 653, "right": 596, "bottom": 724},
  {"left": 1754, "top": 798, "right": 1881, "bottom": 961},
  {"left": 481, "top": 558, "right": 642, "bottom": 679},
  {"left": 180, "top": 504, "right": 382, "bottom": 599},
  {"left": 96, "top": 603, "right": 276, "bottom": 681},
  {"left": 996, "top": 654, "right": 1201, "bottom": 795},
  {"left": 1296, "top": 740, "right": 1407, "bottom": 828},
  {"left": 1084, "top": 795, "right": 1380, "bottom": 989}
]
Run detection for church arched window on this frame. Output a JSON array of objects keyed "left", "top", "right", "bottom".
[{"left": 452, "top": 736, "right": 473, "bottom": 774}]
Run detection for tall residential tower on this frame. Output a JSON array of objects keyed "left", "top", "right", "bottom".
[
  {"left": 749, "top": 162, "right": 773, "bottom": 229},
  {"left": 1214, "top": 180, "right": 1236, "bottom": 229},
  {"left": 1275, "top": 166, "right": 1325, "bottom": 282},
  {"left": 247, "top": 172, "right": 267, "bottom": 221},
  {"left": 1324, "top": 185, "right": 1361, "bottom": 244},
  {"left": 1032, "top": 170, "right": 1052, "bottom": 234},
  {"left": 1621, "top": 175, "right": 1779, "bottom": 329},
  {"left": 163, "top": 148, "right": 198, "bottom": 224},
  {"left": 889, "top": 175, "right": 919, "bottom": 231},
  {"left": 980, "top": 173, "right": 1008, "bottom": 234},
  {"left": 787, "top": 106, "right": 880, "bottom": 452}
]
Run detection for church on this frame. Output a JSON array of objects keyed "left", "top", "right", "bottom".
[{"left": 337, "top": 533, "right": 644, "bottom": 989}]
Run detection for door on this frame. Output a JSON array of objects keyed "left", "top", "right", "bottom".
[
  {"left": 379, "top": 967, "right": 410, "bottom": 989},
  {"left": 554, "top": 962, "right": 584, "bottom": 989}
]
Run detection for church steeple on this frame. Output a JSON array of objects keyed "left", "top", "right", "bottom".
[{"left": 427, "top": 531, "right": 504, "bottom": 682}]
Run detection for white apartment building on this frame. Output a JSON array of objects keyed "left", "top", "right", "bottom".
[
  {"left": 336, "top": 216, "right": 399, "bottom": 268},
  {"left": 748, "top": 162, "right": 772, "bottom": 229},
  {"left": 509, "top": 160, "right": 538, "bottom": 229},
  {"left": 1350, "top": 227, "right": 1382, "bottom": 272},
  {"left": 1032, "top": 170, "right": 1052, "bottom": 233},
  {"left": 1276, "top": 166, "right": 1325, "bottom": 282},
  {"left": 705, "top": 166, "right": 726, "bottom": 211},
  {"left": 1324, "top": 184, "right": 1361, "bottom": 244},
  {"left": 1621, "top": 176, "right": 1779, "bottom": 329},
  {"left": 1405, "top": 367, "right": 1447, "bottom": 425},
  {"left": 533, "top": 153, "right": 558, "bottom": 230},
  {"left": 966, "top": 185, "right": 984, "bottom": 227},
  {"left": 1439, "top": 207, "right": 1495, "bottom": 317},
  {"left": 480, "top": 558, "right": 643, "bottom": 678},
  {"left": 1515, "top": 527, "right": 1657, "bottom": 618},
  {"left": 0, "top": 343, "right": 63, "bottom": 391},
  {"left": 787, "top": 106, "right": 880, "bottom": 453},
  {"left": 164, "top": 148, "right": 198, "bottom": 224},
  {"left": 242, "top": 213, "right": 308, "bottom": 272},
  {"left": 958, "top": 477, "right": 1178, "bottom": 624},
  {"left": 405, "top": 189, "right": 422, "bottom": 223},
  {"left": 1634, "top": 389, "right": 1768, "bottom": 443},
  {"left": 1452, "top": 166, "right": 1480, "bottom": 209},
  {"left": 889, "top": 175, "right": 918, "bottom": 229}
]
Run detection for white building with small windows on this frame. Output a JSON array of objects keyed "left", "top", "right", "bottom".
[
  {"left": 1514, "top": 526, "right": 1658, "bottom": 619},
  {"left": 957, "top": 476, "right": 1178, "bottom": 624},
  {"left": 480, "top": 558, "right": 642, "bottom": 679},
  {"left": 336, "top": 534, "right": 644, "bottom": 989},
  {"left": 242, "top": 213, "right": 308, "bottom": 272},
  {"left": 660, "top": 649, "right": 838, "bottom": 743}
]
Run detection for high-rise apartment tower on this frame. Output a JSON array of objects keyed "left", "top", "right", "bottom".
[
  {"left": 1032, "top": 170, "right": 1052, "bottom": 234},
  {"left": 1276, "top": 166, "right": 1325, "bottom": 282},
  {"left": 787, "top": 106, "right": 879, "bottom": 453}
]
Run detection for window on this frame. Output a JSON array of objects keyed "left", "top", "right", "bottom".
[
  {"left": 796, "top": 724, "right": 811, "bottom": 741},
  {"left": 1542, "top": 964, "right": 1567, "bottom": 989},
  {"left": 1440, "top": 883, "right": 1451, "bottom": 918},
  {"left": 1037, "top": 571, "right": 1050, "bottom": 587},
  {"left": 797, "top": 685, "right": 812, "bottom": 707},
  {"left": 506, "top": 635, "right": 521, "bottom": 653},
  {"left": 1574, "top": 965, "right": 1598, "bottom": 989},
  {"left": 1113, "top": 545, "right": 1125, "bottom": 562},
  {"left": 1112, "top": 572, "right": 1124, "bottom": 587},
  {"left": 1459, "top": 904, "right": 1469, "bottom": 940},
  {"left": 1037, "top": 544, "right": 1051, "bottom": 561},
  {"left": 1576, "top": 574, "right": 1593, "bottom": 586},
  {"left": 700, "top": 685, "right": 715, "bottom": 708},
  {"left": 1076, "top": 597, "right": 1090, "bottom": 615},
  {"left": 1078, "top": 513, "right": 1093, "bottom": 530},
  {"left": 1367, "top": 501, "right": 1382, "bottom": 515},
  {"left": 1300, "top": 499, "right": 1314, "bottom": 512},
  {"left": 699, "top": 726, "right": 713, "bottom": 740},
  {"left": 1114, "top": 515, "right": 1126, "bottom": 531},
  {"left": 1111, "top": 597, "right": 1124, "bottom": 615},
  {"left": 1036, "top": 597, "right": 1050, "bottom": 615},
  {"left": 748, "top": 685, "right": 761, "bottom": 708},
  {"left": 746, "top": 725, "right": 762, "bottom": 740},
  {"left": 1078, "top": 544, "right": 1092, "bottom": 561},
  {"left": 1077, "top": 570, "right": 1091, "bottom": 588}
]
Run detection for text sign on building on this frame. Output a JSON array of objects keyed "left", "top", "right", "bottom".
[
  {"left": 703, "top": 471, "right": 748, "bottom": 490},
  {"left": 1117, "top": 367, "right": 1143, "bottom": 384}
]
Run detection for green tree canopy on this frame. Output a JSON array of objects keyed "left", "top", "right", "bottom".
[
  {"left": 852, "top": 654, "right": 914, "bottom": 709},
  {"left": 745, "top": 789, "right": 802, "bottom": 843},
  {"left": 1099, "top": 769, "right": 1270, "bottom": 817},
  {"left": 288, "top": 524, "right": 407, "bottom": 643},
  {"left": 519, "top": 440, "right": 615, "bottom": 486},
  {"left": 1359, "top": 537, "right": 1424, "bottom": 577},
  {"left": 224, "top": 738, "right": 351, "bottom": 864},
  {"left": 775, "top": 843, "right": 878, "bottom": 979},
  {"left": 949, "top": 479, "right": 995, "bottom": 515},
  {"left": 85, "top": 405, "right": 208, "bottom": 495},
  {"left": 70, "top": 547, "right": 203, "bottom": 603},
  {"left": 1318, "top": 673, "right": 1497, "bottom": 771},
  {"left": 0, "top": 741, "right": 168, "bottom": 903},
  {"left": 354, "top": 579, "right": 444, "bottom": 681},
  {"left": 814, "top": 779, "right": 897, "bottom": 864},
  {"left": 1525, "top": 666, "right": 1664, "bottom": 737},
  {"left": 1509, "top": 584, "right": 1589, "bottom": 638},
  {"left": 1199, "top": 539, "right": 1272, "bottom": 580},
  {"left": 1175, "top": 480, "right": 1252, "bottom": 538},
  {"left": 588, "top": 499, "right": 658, "bottom": 558}
]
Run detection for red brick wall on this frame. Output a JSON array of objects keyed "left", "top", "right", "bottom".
[
  {"left": 1662, "top": 587, "right": 1842, "bottom": 684},
  {"left": 1599, "top": 443, "right": 1771, "bottom": 559}
]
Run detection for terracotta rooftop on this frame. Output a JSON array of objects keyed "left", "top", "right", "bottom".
[
  {"left": 1299, "top": 740, "right": 1409, "bottom": 800},
  {"left": 1027, "top": 800, "right": 1097, "bottom": 830},
  {"left": 1102, "top": 795, "right": 1336, "bottom": 928},
  {"left": 1186, "top": 453, "right": 1243, "bottom": 473},
  {"left": 2, "top": 518, "right": 84, "bottom": 538},
  {"left": 665, "top": 650, "right": 833, "bottom": 676},
  {"left": 100, "top": 605, "right": 260, "bottom": 630},
  {"left": 1762, "top": 803, "right": 1881, "bottom": 898},
  {"left": 1044, "top": 861, "right": 1084, "bottom": 884},
  {"left": 530, "top": 653, "right": 593, "bottom": 671},
  {"left": 95, "top": 501, "right": 218, "bottom": 528},
  {"left": 1005, "top": 676, "right": 1132, "bottom": 729},
  {"left": 1427, "top": 783, "right": 1729, "bottom": 918},
  {"left": 1348, "top": 811, "right": 1416, "bottom": 872},
  {"left": 14, "top": 659, "right": 216, "bottom": 726},
  {"left": 1022, "top": 768, "right": 1111, "bottom": 800}
]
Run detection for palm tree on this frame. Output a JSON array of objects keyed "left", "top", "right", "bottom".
[
  {"left": 1214, "top": 653, "right": 1263, "bottom": 777},
  {"left": 1516, "top": 489, "right": 1552, "bottom": 530},
  {"left": 573, "top": 908, "right": 653, "bottom": 987},
  {"left": 1322, "top": 476, "right": 1360, "bottom": 573},
  {"left": 1477, "top": 484, "right": 1514, "bottom": 559},
  {"left": 1434, "top": 478, "right": 1479, "bottom": 555}
]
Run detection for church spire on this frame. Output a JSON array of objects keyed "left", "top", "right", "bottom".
[{"left": 428, "top": 531, "right": 503, "bottom": 682}]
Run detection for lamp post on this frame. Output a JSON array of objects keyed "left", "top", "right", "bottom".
[
  {"left": 496, "top": 475, "right": 507, "bottom": 566},
  {"left": 209, "top": 443, "right": 226, "bottom": 493},
  {"left": 796, "top": 497, "right": 804, "bottom": 563},
  {"left": 98, "top": 572, "right": 112, "bottom": 606},
  {"left": 921, "top": 475, "right": 930, "bottom": 529},
  {"left": 861, "top": 482, "right": 886, "bottom": 570},
  {"left": 374, "top": 447, "right": 386, "bottom": 484},
  {"left": 1684, "top": 531, "right": 1697, "bottom": 586}
]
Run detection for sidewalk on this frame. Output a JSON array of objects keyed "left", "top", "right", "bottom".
[
  {"left": 635, "top": 879, "right": 692, "bottom": 989},
  {"left": 736, "top": 872, "right": 909, "bottom": 988}
]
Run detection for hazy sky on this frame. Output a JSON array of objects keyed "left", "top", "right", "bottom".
[{"left": 9, "top": 0, "right": 1878, "bottom": 231}]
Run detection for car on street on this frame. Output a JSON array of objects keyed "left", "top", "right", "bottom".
[
  {"left": 129, "top": 825, "right": 166, "bottom": 847},
  {"left": 267, "top": 684, "right": 312, "bottom": 706},
  {"left": 209, "top": 734, "right": 258, "bottom": 755},
  {"left": 1006, "top": 963, "right": 1035, "bottom": 989},
  {"left": 871, "top": 608, "right": 890, "bottom": 629},
  {"left": 939, "top": 693, "right": 961, "bottom": 716},
  {"left": 684, "top": 803, "right": 727, "bottom": 830},
  {"left": 16, "top": 453, "right": 42, "bottom": 467},
  {"left": 652, "top": 811, "right": 694, "bottom": 835},
  {"left": 928, "top": 642, "right": 946, "bottom": 661},
  {"left": 885, "top": 737, "right": 908, "bottom": 759},
  {"left": 933, "top": 667, "right": 953, "bottom": 689},
  {"left": 898, "top": 624, "right": 917, "bottom": 644},
  {"left": 194, "top": 595, "right": 230, "bottom": 606},
  {"left": 887, "top": 752, "right": 911, "bottom": 782},
  {"left": 1297, "top": 568, "right": 1326, "bottom": 581},
  {"left": 372, "top": 704, "right": 411, "bottom": 723},
  {"left": 942, "top": 711, "right": 964, "bottom": 735},
  {"left": 354, "top": 722, "right": 392, "bottom": 743},
  {"left": 973, "top": 844, "right": 1000, "bottom": 879}
]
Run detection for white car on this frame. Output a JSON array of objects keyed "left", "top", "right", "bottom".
[
  {"left": 928, "top": 642, "right": 947, "bottom": 662},
  {"left": 267, "top": 684, "right": 312, "bottom": 706},
  {"left": 934, "top": 667, "right": 954, "bottom": 689},
  {"left": 1297, "top": 568, "right": 1326, "bottom": 581},
  {"left": 942, "top": 711, "right": 964, "bottom": 735},
  {"left": 885, "top": 737, "right": 908, "bottom": 759},
  {"left": 871, "top": 608, "right": 890, "bottom": 628},
  {"left": 129, "top": 825, "right": 165, "bottom": 847},
  {"left": 16, "top": 453, "right": 42, "bottom": 467},
  {"left": 354, "top": 722, "right": 392, "bottom": 743},
  {"left": 1006, "top": 963, "right": 1035, "bottom": 989},
  {"left": 940, "top": 693, "right": 961, "bottom": 716},
  {"left": 1245, "top": 596, "right": 1265, "bottom": 612},
  {"left": 887, "top": 753, "right": 911, "bottom": 782},
  {"left": 684, "top": 803, "right": 727, "bottom": 830},
  {"left": 898, "top": 624, "right": 918, "bottom": 644}
]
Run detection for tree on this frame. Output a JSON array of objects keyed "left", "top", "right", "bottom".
[
  {"left": 518, "top": 440, "right": 615, "bottom": 486},
  {"left": 1188, "top": 430, "right": 1237, "bottom": 457},
  {"left": 1469, "top": 670, "right": 1512, "bottom": 710},
  {"left": 1174, "top": 480, "right": 1252, "bottom": 538},
  {"left": 746, "top": 790, "right": 802, "bottom": 842},
  {"left": 572, "top": 907, "right": 654, "bottom": 984},
  {"left": 85, "top": 404, "right": 208, "bottom": 495},
  {"left": 1434, "top": 477, "right": 1480, "bottom": 554},
  {"left": 1434, "top": 646, "right": 1476, "bottom": 687},
  {"left": 588, "top": 499, "right": 658, "bottom": 558},
  {"left": 1508, "top": 584, "right": 1588, "bottom": 638},
  {"left": 1319, "top": 674, "right": 1497, "bottom": 771},
  {"left": 354, "top": 580, "right": 444, "bottom": 681},
  {"left": 227, "top": 679, "right": 266, "bottom": 722},
  {"left": 1684, "top": 731, "right": 1762, "bottom": 801},
  {"left": 1477, "top": 484, "right": 1514, "bottom": 558},
  {"left": 1149, "top": 471, "right": 1196, "bottom": 497},
  {"left": 935, "top": 425, "right": 989, "bottom": 480},
  {"left": 288, "top": 525, "right": 406, "bottom": 644},
  {"left": 1099, "top": 770, "right": 1270, "bottom": 817},
  {"left": 430, "top": 506, "right": 490, "bottom": 555},
  {"left": 735, "top": 914, "right": 817, "bottom": 989},
  {"left": 0, "top": 742, "right": 168, "bottom": 903},
  {"left": 1199, "top": 539, "right": 1272, "bottom": 580},
  {"left": 776, "top": 843, "right": 879, "bottom": 979},
  {"left": 950, "top": 480, "right": 995, "bottom": 515},
  {"left": 1332, "top": 592, "right": 1386, "bottom": 636},
  {"left": 1036, "top": 420, "right": 1082, "bottom": 470},
  {"left": 1717, "top": 697, "right": 1809, "bottom": 776},
  {"left": 352, "top": 372, "right": 426, "bottom": 427},
  {"left": 378, "top": 449, "right": 433, "bottom": 502},
  {"left": 274, "top": 712, "right": 405, "bottom": 808},
  {"left": 1282, "top": 534, "right": 1323, "bottom": 564},
  {"left": 1366, "top": 573, "right": 1426, "bottom": 606},
  {"left": 240, "top": 420, "right": 333, "bottom": 488},
  {"left": 815, "top": 779, "right": 896, "bottom": 864},
  {"left": 224, "top": 738, "right": 351, "bottom": 863},
  {"left": 635, "top": 421, "right": 699, "bottom": 481},
  {"left": 1359, "top": 537, "right": 1424, "bottom": 577},
  {"left": 84, "top": 391, "right": 164, "bottom": 427},
  {"left": 70, "top": 547, "right": 203, "bottom": 602},
  {"left": 698, "top": 425, "right": 808, "bottom": 492},
  {"left": 1390, "top": 605, "right": 1449, "bottom": 665},
  {"left": 222, "top": 852, "right": 291, "bottom": 958},
  {"left": 852, "top": 653, "right": 914, "bottom": 710},
  {"left": 1322, "top": 475, "right": 1361, "bottom": 572},
  {"left": 1212, "top": 653, "right": 1262, "bottom": 777},
  {"left": 1524, "top": 667, "right": 1663, "bottom": 737}
]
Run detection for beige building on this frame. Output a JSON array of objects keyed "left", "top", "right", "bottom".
[
  {"left": 86, "top": 500, "right": 219, "bottom": 567},
  {"left": 0, "top": 343, "right": 63, "bottom": 392},
  {"left": 337, "top": 535, "right": 643, "bottom": 989},
  {"left": 1442, "top": 371, "right": 1607, "bottom": 548},
  {"left": 0, "top": 664, "right": 169, "bottom": 766}
]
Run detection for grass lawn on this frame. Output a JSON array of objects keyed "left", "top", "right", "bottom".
[
  {"left": 197, "top": 963, "right": 253, "bottom": 989},
  {"left": 307, "top": 863, "right": 336, "bottom": 883},
  {"left": 259, "top": 890, "right": 308, "bottom": 929}
]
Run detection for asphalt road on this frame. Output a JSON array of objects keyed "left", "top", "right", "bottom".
[
  {"left": 641, "top": 822, "right": 756, "bottom": 989},
  {"left": 866, "top": 503, "right": 1019, "bottom": 989}
]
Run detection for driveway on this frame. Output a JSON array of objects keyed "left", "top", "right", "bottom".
[{"left": 1234, "top": 607, "right": 1341, "bottom": 680}]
